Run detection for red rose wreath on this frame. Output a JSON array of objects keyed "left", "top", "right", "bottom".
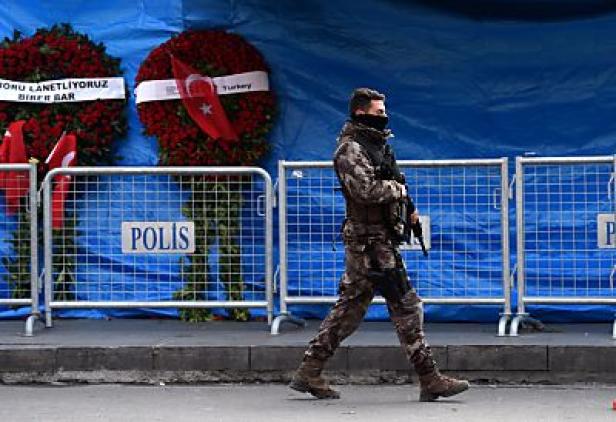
[
  {"left": 136, "top": 30, "right": 275, "bottom": 166},
  {"left": 0, "top": 24, "right": 127, "bottom": 301},
  {"left": 0, "top": 24, "right": 126, "bottom": 176},
  {"left": 135, "top": 30, "right": 276, "bottom": 321}
]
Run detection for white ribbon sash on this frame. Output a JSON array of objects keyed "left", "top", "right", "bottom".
[
  {"left": 134, "top": 70, "right": 269, "bottom": 104},
  {"left": 0, "top": 77, "right": 126, "bottom": 103}
]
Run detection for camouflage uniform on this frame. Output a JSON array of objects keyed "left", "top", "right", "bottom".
[
  {"left": 290, "top": 120, "right": 469, "bottom": 401},
  {"left": 305, "top": 120, "right": 436, "bottom": 374}
]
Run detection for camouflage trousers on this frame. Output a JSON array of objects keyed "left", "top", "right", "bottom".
[{"left": 304, "top": 228, "right": 437, "bottom": 376}]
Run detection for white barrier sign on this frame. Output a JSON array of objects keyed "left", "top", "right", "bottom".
[
  {"left": 597, "top": 214, "right": 616, "bottom": 248},
  {"left": 122, "top": 222, "right": 195, "bottom": 254},
  {"left": 399, "top": 216, "right": 431, "bottom": 252}
]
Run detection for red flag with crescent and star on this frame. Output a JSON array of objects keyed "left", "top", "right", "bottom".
[
  {"left": 171, "top": 56, "right": 238, "bottom": 146},
  {"left": 46, "top": 132, "right": 77, "bottom": 229},
  {"left": 0, "top": 120, "right": 29, "bottom": 214}
]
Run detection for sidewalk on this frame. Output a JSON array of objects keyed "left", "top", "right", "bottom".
[{"left": 1, "top": 319, "right": 615, "bottom": 384}]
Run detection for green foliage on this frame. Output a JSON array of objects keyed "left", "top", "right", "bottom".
[
  {"left": 174, "top": 178, "right": 249, "bottom": 322},
  {"left": 1, "top": 199, "right": 33, "bottom": 301},
  {"left": 0, "top": 194, "right": 78, "bottom": 304},
  {"left": 52, "top": 216, "right": 77, "bottom": 302}
]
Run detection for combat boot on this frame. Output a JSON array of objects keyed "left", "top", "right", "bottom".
[
  {"left": 289, "top": 357, "right": 340, "bottom": 399},
  {"left": 419, "top": 372, "right": 470, "bottom": 402}
]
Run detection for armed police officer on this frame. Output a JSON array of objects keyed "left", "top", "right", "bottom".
[{"left": 290, "top": 88, "right": 469, "bottom": 401}]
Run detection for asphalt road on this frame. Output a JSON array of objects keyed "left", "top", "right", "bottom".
[{"left": 1, "top": 384, "right": 614, "bottom": 422}]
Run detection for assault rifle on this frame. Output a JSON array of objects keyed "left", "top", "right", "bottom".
[{"left": 350, "top": 143, "right": 428, "bottom": 256}]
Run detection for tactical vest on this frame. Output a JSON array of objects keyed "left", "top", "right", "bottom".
[
  {"left": 353, "top": 134, "right": 404, "bottom": 184},
  {"left": 335, "top": 125, "right": 404, "bottom": 228}
]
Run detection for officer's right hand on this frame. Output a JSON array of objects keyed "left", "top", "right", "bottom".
[{"left": 410, "top": 211, "right": 419, "bottom": 225}]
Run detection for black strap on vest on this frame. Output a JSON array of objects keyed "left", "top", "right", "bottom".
[{"left": 352, "top": 134, "right": 404, "bottom": 184}]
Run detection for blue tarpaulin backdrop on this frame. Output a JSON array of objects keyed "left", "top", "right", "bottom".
[{"left": 1, "top": 0, "right": 616, "bottom": 322}]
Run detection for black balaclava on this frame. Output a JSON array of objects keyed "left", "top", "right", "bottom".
[{"left": 352, "top": 113, "right": 389, "bottom": 132}]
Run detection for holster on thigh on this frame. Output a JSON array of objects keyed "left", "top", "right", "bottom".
[
  {"left": 365, "top": 244, "right": 411, "bottom": 302},
  {"left": 368, "top": 268, "right": 409, "bottom": 302}
]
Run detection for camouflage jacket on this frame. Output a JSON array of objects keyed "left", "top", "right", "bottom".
[{"left": 333, "top": 120, "right": 406, "bottom": 238}]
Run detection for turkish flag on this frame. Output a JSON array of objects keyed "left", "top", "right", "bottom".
[
  {"left": 51, "top": 174, "right": 72, "bottom": 229},
  {"left": 46, "top": 132, "right": 77, "bottom": 229},
  {"left": 45, "top": 132, "right": 77, "bottom": 171},
  {"left": 0, "top": 121, "right": 29, "bottom": 214},
  {"left": 171, "top": 56, "right": 238, "bottom": 143}
]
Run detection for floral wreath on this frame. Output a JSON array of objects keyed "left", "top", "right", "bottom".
[
  {"left": 135, "top": 30, "right": 276, "bottom": 321},
  {"left": 0, "top": 24, "right": 127, "bottom": 177},
  {"left": 135, "top": 29, "right": 275, "bottom": 166},
  {"left": 0, "top": 24, "right": 127, "bottom": 301}
]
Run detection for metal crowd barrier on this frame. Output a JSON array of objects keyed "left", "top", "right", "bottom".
[
  {"left": 272, "top": 159, "right": 512, "bottom": 336},
  {"left": 0, "top": 163, "right": 39, "bottom": 336},
  {"left": 511, "top": 156, "right": 616, "bottom": 337},
  {"left": 42, "top": 167, "right": 273, "bottom": 327}
]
